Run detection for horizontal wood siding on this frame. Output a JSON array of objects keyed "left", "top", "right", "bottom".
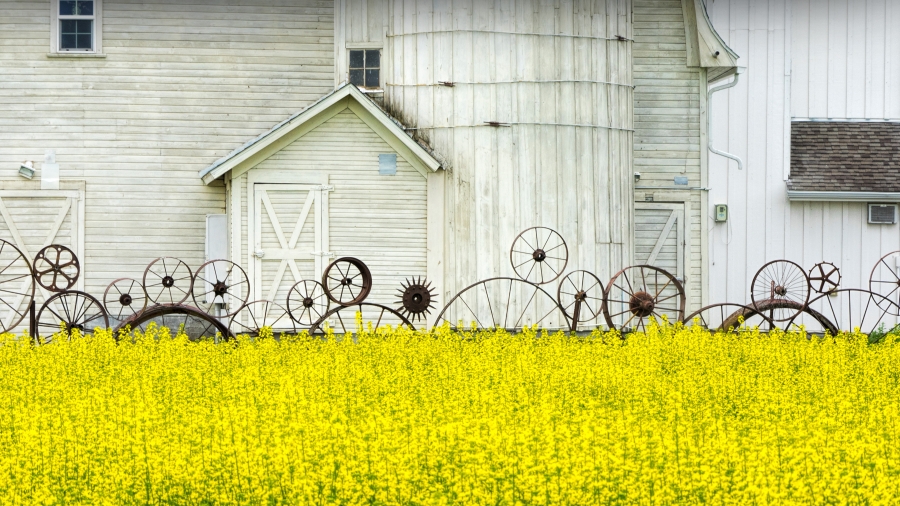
[{"left": 0, "top": 0, "right": 334, "bottom": 298}]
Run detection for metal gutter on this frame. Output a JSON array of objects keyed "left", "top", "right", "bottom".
[{"left": 787, "top": 190, "right": 900, "bottom": 202}]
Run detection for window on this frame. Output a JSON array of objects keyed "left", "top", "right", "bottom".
[
  {"left": 51, "top": 0, "right": 102, "bottom": 54},
  {"left": 349, "top": 49, "right": 380, "bottom": 89}
]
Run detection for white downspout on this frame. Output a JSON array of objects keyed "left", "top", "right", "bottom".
[{"left": 708, "top": 67, "right": 746, "bottom": 170}]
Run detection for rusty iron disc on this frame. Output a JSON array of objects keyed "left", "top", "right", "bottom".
[
  {"left": 115, "top": 303, "right": 232, "bottom": 342},
  {"left": 322, "top": 257, "right": 372, "bottom": 306},
  {"left": 35, "top": 290, "right": 109, "bottom": 344},
  {"left": 230, "top": 300, "right": 295, "bottom": 337},
  {"left": 0, "top": 239, "right": 35, "bottom": 333},
  {"left": 808, "top": 262, "right": 841, "bottom": 294},
  {"left": 510, "top": 227, "right": 568, "bottom": 285},
  {"left": 191, "top": 259, "right": 250, "bottom": 318},
  {"left": 33, "top": 244, "right": 79, "bottom": 293},
  {"left": 603, "top": 265, "right": 686, "bottom": 332},
  {"left": 286, "top": 280, "right": 330, "bottom": 327},
  {"left": 749, "top": 260, "right": 810, "bottom": 322},
  {"left": 308, "top": 302, "right": 415, "bottom": 334},
  {"left": 143, "top": 257, "right": 193, "bottom": 305},
  {"left": 103, "top": 278, "right": 148, "bottom": 322},
  {"left": 556, "top": 270, "right": 605, "bottom": 326},
  {"left": 397, "top": 276, "right": 436, "bottom": 323}
]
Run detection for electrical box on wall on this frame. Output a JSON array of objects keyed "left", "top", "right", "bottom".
[{"left": 715, "top": 204, "right": 728, "bottom": 223}]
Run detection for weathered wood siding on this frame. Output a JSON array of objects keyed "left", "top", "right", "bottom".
[
  {"left": 341, "top": 0, "right": 634, "bottom": 328},
  {"left": 706, "top": 0, "right": 900, "bottom": 310},
  {"left": 0, "top": 0, "right": 334, "bottom": 297},
  {"left": 633, "top": 0, "right": 703, "bottom": 311}
]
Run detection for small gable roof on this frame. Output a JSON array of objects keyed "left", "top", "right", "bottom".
[{"left": 199, "top": 84, "right": 442, "bottom": 184}]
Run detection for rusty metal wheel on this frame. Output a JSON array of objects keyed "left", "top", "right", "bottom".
[
  {"left": 397, "top": 276, "right": 436, "bottom": 323},
  {"left": 0, "top": 239, "right": 34, "bottom": 333},
  {"left": 286, "top": 280, "right": 330, "bottom": 327},
  {"left": 115, "top": 304, "right": 232, "bottom": 342},
  {"left": 750, "top": 260, "right": 810, "bottom": 322},
  {"left": 322, "top": 257, "right": 372, "bottom": 306},
  {"left": 35, "top": 290, "right": 109, "bottom": 343},
  {"left": 191, "top": 260, "right": 250, "bottom": 317},
  {"left": 556, "top": 270, "right": 605, "bottom": 329},
  {"left": 33, "top": 244, "right": 79, "bottom": 292},
  {"left": 869, "top": 251, "right": 900, "bottom": 315},
  {"left": 230, "top": 300, "right": 296, "bottom": 337},
  {"left": 309, "top": 303, "right": 415, "bottom": 334},
  {"left": 510, "top": 227, "right": 568, "bottom": 285},
  {"left": 682, "top": 303, "right": 776, "bottom": 332},
  {"left": 435, "top": 277, "right": 570, "bottom": 331},
  {"left": 786, "top": 289, "right": 899, "bottom": 336},
  {"left": 603, "top": 265, "right": 686, "bottom": 332},
  {"left": 809, "top": 262, "right": 841, "bottom": 294},
  {"left": 143, "top": 257, "right": 193, "bottom": 305},
  {"left": 103, "top": 278, "right": 148, "bottom": 322}
]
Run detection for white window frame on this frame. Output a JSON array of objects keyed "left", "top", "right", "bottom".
[{"left": 50, "top": 0, "right": 103, "bottom": 55}]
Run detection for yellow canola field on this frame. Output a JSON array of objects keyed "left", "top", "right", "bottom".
[{"left": 1, "top": 322, "right": 899, "bottom": 505}]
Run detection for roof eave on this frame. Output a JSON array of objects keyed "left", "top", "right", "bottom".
[{"left": 786, "top": 189, "right": 900, "bottom": 202}]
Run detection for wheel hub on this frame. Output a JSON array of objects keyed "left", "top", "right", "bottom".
[
  {"left": 119, "top": 293, "right": 133, "bottom": 306},
  {"left": 341, "top": 277, "right": 354, "bottom": 286},
  {"left": 774, "top": 285, "right": 787, "bottom": 296},
  {"left": 302, "top": 297, "right": 314, "bottom": 308},
  {"left": 213, "top": 281, "right": 228, "bottom": 297},
  {"left": 162, "top": 275, "right": 175, "bottom": 288},
  {"left": 629, "top": 291, "right": 655, "bottom": 318},
  {"left": 575, "top": 290, "right": 587, "bottom": 302},
  {"left": 532, "top": 249, "right": 546, "bottom": 262}
]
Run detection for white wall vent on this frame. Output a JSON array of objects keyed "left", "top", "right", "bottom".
[{"left": 868, "top": 204, "right": 898, "bottom": 224}]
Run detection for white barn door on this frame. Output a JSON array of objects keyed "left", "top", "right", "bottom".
[
  {"left": 634, "top": 202, "right": 685, "bottom": 283},
  {"left": 251, "top": 184, "right": 329, "bottom": 311}
]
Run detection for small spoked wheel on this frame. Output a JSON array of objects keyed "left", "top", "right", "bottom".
[
  {"left": 191, "top": 260, "right": 250, "bottom": 317},
  {"left": 286, "top": 280, "right": 330, "bottom": 326},
  {"left": 809, "top": 262, "right": 841, "bottom": 294},
  {"left": 322, "top": 257, "right": 372, "bottom": 306},
  {"left": 509, "top": 227, "right": 568, "bottom": 285},
  {"left": 143, "top": 257, "right": 193, "bottom": 305},
  {"left": 869, "top": 251, "right": 900, "bottom": 315},
  {"left": 603, "top": 265, "right": 686, "bottom": 332},
  {"left": 750, "top": 260, "right": 810, "bottom": 322},
  {"left": 35, "top": 291, "right": 109, "bottom": 343},
  {"left": 556, "top": 270, "right": 605, "bottom": 329},
  {"left": 103, "top": 278, "right": 148, "bottom": 322},
  {"left": 230, "top": 300, "right": 295, "bottom": 337},
  {"left": 33, "top": 244, "right": 80, "bottom": 292}
]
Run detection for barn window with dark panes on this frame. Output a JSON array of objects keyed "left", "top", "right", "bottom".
[
  {"left": 59, "top": 0, "right": 94, "bottom": 51},
  {"left": 349, "top": 50, "right": 380, "bottom": 89}
]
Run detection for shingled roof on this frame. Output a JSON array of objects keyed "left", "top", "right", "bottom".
[{"left": 788, "top": 122, "right": 900, "bottom": 192}]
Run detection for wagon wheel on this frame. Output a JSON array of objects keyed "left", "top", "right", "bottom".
[
  {"left": 286, "top": 280, "right": 330, "bottom": 327},
  {"left": 0, "top": 239, "right": 35, "bottom": 333},
  {"left": 33, "top": 244, "right": 79, "bottom": 292},
  {"left": 809, "top": 262, "right": 841, "bottom": 294},
  {"left": 230, "top": 300, "right": 295, "bottom": 337},
  {"left": 191, "top": 260, "right": 250, "bottom": 317},
  {"left": 322, "top": 257, "right": 372, "bottom": 306},
  {"left": 869, "top": 251, "right": 900, "bottom": 315},
  {"left": 143, "top": 257, "right": 193, "bottom": 305},
  {"left": 308, "top": 303, "right": 414, "bottom": 334},
  {"left": 35, "top": 290, "right": 109, "bottom": 343},
  {"left": 115, "top": 304, "right": 232, "bottom": 342},
  {"left": 603, "top": 265, "right": 686, "bottom": 332},
  {"left": 750, "top": 260, "right": 810, "bottom": 322},
  {"left": 397, "top": 276, "right": 436, "bottom": 323},
  {"left": 103, "top": 278, "right": 148, "bottom": 322},
  {"left": 682, "top": 303, "right": 776, "bottom": 332},
  {"left": 510, "top": 227, "right": 568, "bottom": 285},
  {"left": 556, "top": 270, "right": 605, "bottom": 330},
  {"left": 435, "top": 277, "right": 570, "bottom": 331},
  {"left": 786, "top": 289, "right": 899, "bottom": 336}
]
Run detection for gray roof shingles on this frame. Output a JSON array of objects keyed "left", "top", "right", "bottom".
[{"left": 789, "top": 122, "right": 900, "bottom": 192}]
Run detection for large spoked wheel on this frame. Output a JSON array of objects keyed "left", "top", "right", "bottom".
[
  {"left": 35, "top": 291, "right": 109, "bottom": 343},
  {"left": 322, "top": 257, "right": 372, "bottom": 306},
  {"left": 103, "top": 278, "right": 148, "bottom": 322},
  {"left": 230, "top": 300, "right": 295, "bottom": 337},
  {"left": 750, "top": 260, "right": 810, "bottom": 322},
  {"left": 435, "top": 277, "right": 570, "bottom": 331},
  {"left": 286, "top": 280, "right": 330, "bottom": 327},
  {"left": 510, "top": 227, "right": 568, "bottom": 285},
  {"left": 603, "top": 265, "right": 686, "bottom": 332},
  {"left": 115, "top": 304, "right": 232, "bottom": 342},
  {"left": 869, "top": 251, "right": 900, "bottom": 315},
  {"left": 143, "top": 257, "right": 193, "bottom": 305},
  {"left": 682, "top": 303, "right": 776, "bottom": 332},
  {"left": 786, "top": 289, "right": 899, "bottom": 336},
  {"left": 0, "top": 239, "right": 35, "bottom": 333},
  {"left": 308, "top": 303, "right": 414, "bottom": 335},
  {"left": 33, "top": 244, "right": 80, "bottom": 292},
  {"left": 556, "top": 270, "right": 605, "bottom": 329},
  {"left": 191, "top": 260, "right": 250, "bottom": 317}
]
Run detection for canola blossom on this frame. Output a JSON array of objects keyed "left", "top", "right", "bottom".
[{"left": 0, "top": 321, "right": 899, "bottom": 504}]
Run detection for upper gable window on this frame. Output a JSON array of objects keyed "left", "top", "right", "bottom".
[
  {"left": 51, "top": 0, "right": 103, "bottom": 54},
  {"left": 349, "top": 50, "right": 380, "bottom": 89}
]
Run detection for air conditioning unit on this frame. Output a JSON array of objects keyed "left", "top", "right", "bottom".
[{"left": 868, "top": 204, "right": 898, "bottom": 224}]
